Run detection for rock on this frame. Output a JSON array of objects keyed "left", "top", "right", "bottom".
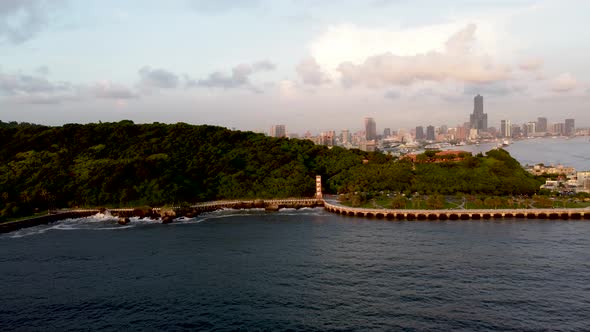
[
  {"left": 254, "top": 199, "right": 265, "bottom": 208},
  {"left": 265, "top": 204, "right": 280, "bottom": 212},
  {"left": 118, "top": 217, "right": 130, "bottom": 225},
  {"left": 162, "top": 216, "right": 174, "bottom": 224}
]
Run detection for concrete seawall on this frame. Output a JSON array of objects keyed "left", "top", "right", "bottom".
[{"left": 323, "top": 201, "right": 590, "bottom": 220}]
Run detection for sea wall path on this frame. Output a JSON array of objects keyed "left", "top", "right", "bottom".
[{"left": 323, "top": 201, "right": 590, "bottom": 220}]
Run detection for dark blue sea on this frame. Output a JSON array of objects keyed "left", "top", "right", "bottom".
[{"left": 2, "top": 209, "right": 590, "bottom": 331}]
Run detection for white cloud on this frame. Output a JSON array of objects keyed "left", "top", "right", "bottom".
[
  {"left": 296, "top": 57, "right": 330, "bottom": 86},
  {"left": 336, "top": 24, "right": 511, "bottom": 88},
  {"left": 519, "top": 58, "right": 543, "bottom": 72},
  {"left": 551, "top": 73, "right": 577, "bottom": 93}
]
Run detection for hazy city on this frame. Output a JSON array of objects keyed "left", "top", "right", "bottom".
[{"left": 1, "top": 1, "right": 590, "bottom": 331}]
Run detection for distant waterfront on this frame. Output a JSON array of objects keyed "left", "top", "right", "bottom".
[{"left": 457, "top": 136, "right": 589, "bottom": 170}]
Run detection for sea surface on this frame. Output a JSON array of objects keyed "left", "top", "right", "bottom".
[
  {"left": 2, "top": 209, "right": 590, "bottom": 331},
  {"left": 459, "top": 136, "right": 590, "bottom": 170}
]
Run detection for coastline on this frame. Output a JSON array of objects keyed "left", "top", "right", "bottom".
[{"left": 3, "top": 198, "right": 590, "bottom": 234}]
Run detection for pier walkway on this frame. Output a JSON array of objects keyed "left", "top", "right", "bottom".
[{"left": 323, "top": 201, "right": 590, "bottom": 220}]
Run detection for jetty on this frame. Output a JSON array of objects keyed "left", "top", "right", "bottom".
[{"left": 323, "top": 201, "right": 590, "bottom": 220}]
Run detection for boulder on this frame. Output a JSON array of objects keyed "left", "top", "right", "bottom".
[
  {"left": 118, "top": 217, "right": 130, "bottom": 225},
  {"left": 265, "top": 204, "right": 280, "bottom": 212}
]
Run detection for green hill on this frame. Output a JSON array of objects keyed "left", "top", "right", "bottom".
[{"left": 0, "top": 121, "right": 542, "bottom": 220}]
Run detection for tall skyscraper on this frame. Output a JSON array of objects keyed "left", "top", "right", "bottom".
[
  {"left": 269, "top": 124, "right": 286, "bottom": 138},
  {"left": 341, "top": 129, "right": 350, "bottom": 144},
  {"left": 426, "top": 125, "right": 435, "bottom": 141},
  {"left": 364, "top": 117, "right": 377, "bottom": 141},
  {"left": 469, "top": 94, "right": 488, "bottom": 131},
  {"left": 526, "top": 122, "right": 536, "bottom": 136},
  {"left": 537, "top": 117, "right": 547, "bottom": 132},
  {"left": 383, "top": 128, "right": 391, "bottom": 138},
  {"left": 500, "top": 120, "right": 511, "bottom": 138},
  {"left": 554, "top": 123, "right": 565, "bottom": 135},
  {"left": 415, "top": 126, "right": 425, "bottom": 140},
  {"left": 565, "top": 118, "right": 575, "bottom": 136}
]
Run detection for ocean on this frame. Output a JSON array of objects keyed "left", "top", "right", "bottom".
[{"left": 2, "top": 209, "right": 590, "bottom": 331}]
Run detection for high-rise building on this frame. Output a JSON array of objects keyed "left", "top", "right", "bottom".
[
  {"left": 500, "top": 120, "right": 512, "bottom": 138},
  {"left": 426, "top": 125, "right": 435, "bottom": 141},
  {"left": 537, "top": 117, "right": 547, "bottom": 132},
  {"left": 319, "top": 131, "right": 335, "bottom": 146},
  {"left": 565, "top": 118, "right": 575, "bottom": 136},
  {"left": 269, "top": 124, "right": 286, "bottom": 138},
  {"left": 525, "top": 122, "right": 536, "bottom": 136},
  {"left": 383, "top": 128, "right": 391, "bottom": 138},
  {"left": 341, "top": 129, "right": 350, "bottom": 145},
  {"left": 554, "top": 123, "right": 565, "bottom": 135},
  {"left": 415, "top": 126, "right": 425, "bottom": 140},
  {"left": 364, "top": 117, "right": 377, "bottom": 141},
  {"left": 469, "top": 94, "right": 488, "bottom": 131}
]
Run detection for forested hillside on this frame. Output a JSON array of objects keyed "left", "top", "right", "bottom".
[{"left": 0, "top": 121, "right": 541, "bottom": 220}]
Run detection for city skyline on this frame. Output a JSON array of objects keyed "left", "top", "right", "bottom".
[{"left": 1, "top": 0, "right": 590, "bottom": 132}]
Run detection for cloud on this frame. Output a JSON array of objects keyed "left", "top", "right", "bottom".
[
  {"left": 464, "top": 82, "right": 526, "bottom": 97},
  {"left": 10, "top": 94, "right": 80, "bottom": 105},
  {"left": 551, "top": 73, "right": 577, "bottom": 93},
  {"left": 336, "top": 24, "right": 511, "bottom": 88},
  {"left": 1, "top": 69, "right": 139, "bottom": 104},
  {"left": 0, "top": 71, "right": 70, "bottom": 95},
  {"left": 35, "top": 65, "right": 50, "bottom": 76},
  {"left": 296, "top": 57, "right": 330, "bottom": 86},
  {"left": 519, "top": 58, "right": 543, "bottom": 72},
  {"left": 138, "top": 67, "right": 179, "bottom": 90},
  {"left": 252, "top": 60, "right": 276, "bottom": 71},
  {"left": 91, "top": 81, "right": 138, "bottom": 99},
  {"left": 384, "top": 90, "right": 400, "bottom": 100},
  {"left": 189, "top": 0, "right": 260, "bottom": 14},
  {"left": 0, "top": 0, "right": 61, "bottom": 44},
  {"left": 194, "top": 60, "right": 275, "bottom": 90}
]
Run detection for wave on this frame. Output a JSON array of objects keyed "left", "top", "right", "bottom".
[{"left": 2, "top": 208, "right": 327, "bottom": 239}]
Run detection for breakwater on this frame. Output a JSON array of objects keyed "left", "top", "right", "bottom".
[
  {"left": 323, "top": 201, "right": 590, "bottom": 220},
  {"left": 0, "top": 199, "right": 324, "bottom": 233}
]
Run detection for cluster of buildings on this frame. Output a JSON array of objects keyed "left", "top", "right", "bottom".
[
  {"left": 530, "top": 164, "right": 590, "bottom": 194},
  {"left": 267, "top": 94, "right": 585, "bottom": 152}
]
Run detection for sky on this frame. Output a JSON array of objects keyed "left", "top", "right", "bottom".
[{"left": 1, "top": 0, "right": 589, "bottom": 134}]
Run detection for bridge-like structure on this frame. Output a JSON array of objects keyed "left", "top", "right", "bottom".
[
  {"left": 191, "top": 199, "right": 324, "bottom": 212},
  {"left": 323, "top": 201, "right": 590, "bottom": 220}
]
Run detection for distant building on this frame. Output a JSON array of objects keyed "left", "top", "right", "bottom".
[
  {"left": 426, "top": 125, "right": 435, "bottom": 141},
  {"left": 383, "top": 128, "right": 391, "bottom": 138},
  {"left": 469, "top": 94, "right": 488, "bottom": 131},
  {"left": 525, "top": 122, "right": 536, "bottom": 137},
  {"left": 565, "top": 118, "right": 575, "bottom": 136},
  {"left": 319, "top": 131, "right": 335, "bottom": 146},
  {"left": 553, "top": 123, "right": 565, "bottom": 136},
  {"left": 364, "top": 117, "right": 377, "bottom": 141},
  {"left": 537, "top": 117, "right": 547, "bottom": 132},
  {"left": 269, "top": 124, "right": 286, "bottom": 138},
  {"left": 500, "top": 120, "right": 511, "bottom": 138},
  {"left": 340, "top": 129, "right": 350, "bottom": 145},
  {"left": 415, "top": 126, "right": 425, "bottom": 140}
]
